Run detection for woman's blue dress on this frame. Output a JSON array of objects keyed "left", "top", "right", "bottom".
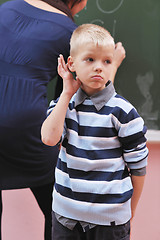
[{"left": 0, "top": 0, "right": 77, "bottom": 189}]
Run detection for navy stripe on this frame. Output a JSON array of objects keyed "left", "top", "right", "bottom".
[
  {"left": 68, "top": 101, "right": 75, "bottom": 110},
  {"left": 75, "top": 104, "right": 122, "bottom": 116},
  {"left": 124, "top": 143, "right": 147, "bottom": 154},
  {"left": 75, "top": 103, "right": 117, "bottom": 115},
  {"left": 75, "top": 104, "right": 97, "bottom": 113},
  {"left": 119, "top": 127, "right": 147, "bottom": 150},
  {"left": 112, "top": 108, "right": 140, "bottom": 124},
  {"left": 66, "top": 118, "right": 117, "bottom": 137},
  {"left": 62, "top": 138, "right": 122, "bottom": 160},
  {"left": 55, "top": 183, "right": 133, "bottom": 204},
  {"left": 57, "top": 159, "right": 129, "bottom": 181},
  {"left": 69, "top": 102, "right": 140, "bottom": 124}
]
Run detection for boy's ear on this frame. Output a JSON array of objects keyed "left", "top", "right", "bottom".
[{"left": 67, "top": 56, "right": 75, "bottom": 72}]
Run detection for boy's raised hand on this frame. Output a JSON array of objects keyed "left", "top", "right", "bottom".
[{"left": 58, "top": 54, "right": 81, "bottom": 97}]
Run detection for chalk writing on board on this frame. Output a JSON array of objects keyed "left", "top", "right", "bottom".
[
  {"left": 90, "top": 19, "right": 104, "bottom": 25},
  {"left": 136, "top": 72, "right": 158, "bottom": 129},
  {"left": 76, "top": 1, "right": 119, "bottom": 40},
  {"left": 112, "top": 20, "right": 117, "bottom": 38},
  {"left": 96, "top": 0, "right": 124, "bottom": 14}
]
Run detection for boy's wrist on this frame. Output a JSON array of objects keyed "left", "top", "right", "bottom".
[{"left": 61, "top": 91, "right": 73, "bottom": 102}]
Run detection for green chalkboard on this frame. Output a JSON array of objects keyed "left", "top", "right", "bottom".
[
  {"left": 1, "top": 0, "right": 160, "bottom": 130},
  {"left": 75, "top": 0, "right": 160, "bottom": 130}
]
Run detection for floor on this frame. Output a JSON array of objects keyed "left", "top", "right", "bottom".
[
  {"left": 1, "top": 143, "right": 160, "bottom": 240},
  {"left": 131, "top": 142, "right": 160, "bottom": 240},
  {"left": 2, "top": 188, "right": 44, "bottom": 240}
]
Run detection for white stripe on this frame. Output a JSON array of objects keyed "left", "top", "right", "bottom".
[
  {"left": 55, "top": 168, "right": 132, "bottom": 194},
  {"left": 124, "top": 147, "right": 148, "bottom": 162},
  {"left": 67, "top": 129, "right": 121, "bottom": 150},
  {"left": 127, "top": 157, "right": 148, "bottom": 169},
  {"left": 53, "top": 189, "right": 131, "bottom": 225},
  {"left": 124, "top": 142, "right": 146, "bottom": 152},
  {"left": 66, "top": 110, "right": 144, "bottom": 138},
  {"left": 68, "top": 111, "right": 114, "bottom": 127},
  {"left": 119, "top": 118, "right": 144, "bottom": 137},
  {"left": 59, "top": 147, "right": 124, "bottom": 172},
  {"left": 112, "top": 115, "right": 144, "bottom": 137},
  {"left": 107, "top": 96, "right": 133, "bottom": 114}
]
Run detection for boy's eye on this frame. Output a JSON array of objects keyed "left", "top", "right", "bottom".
[
  {"left": 105, "top": 59, "right": 111, "bottom": 64},
  {"left": 86, "top": 58, "right": 94, "bottom": 62}
]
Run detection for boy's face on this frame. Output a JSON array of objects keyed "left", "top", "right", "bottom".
[{"left": 68, "top": 42, "right": 114, "bottom": 96}]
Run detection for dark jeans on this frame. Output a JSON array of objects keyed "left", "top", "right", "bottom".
[
  {"left": 0, "top": 182, "right": 53, "bottom": 240},
  {"left": 52, "top": 211, "right": 130, "bottom": 240}
]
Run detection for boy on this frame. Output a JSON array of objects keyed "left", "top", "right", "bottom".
[{"left": 41, "top": 24, "right": 148, "bottom": 240}]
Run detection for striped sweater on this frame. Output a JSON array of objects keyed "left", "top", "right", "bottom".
[{"left": 48, "top": 81, "right": 148, "bottom": 226}]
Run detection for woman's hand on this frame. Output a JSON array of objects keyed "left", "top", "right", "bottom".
[
  {"left": 110, "top": 42, "right": 126, "bottom": 83},
  {"left": 58, "top": 54, "right": 81, "bottom": 98},
  {"left": 113, "top": 42, "right": 126, "bottom": 69}
]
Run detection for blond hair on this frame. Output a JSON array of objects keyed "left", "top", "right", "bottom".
[{"left": 70, "top": 24, "right": 115, "bottom": 56}]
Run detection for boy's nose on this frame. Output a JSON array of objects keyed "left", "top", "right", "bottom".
[{"left": 94, "top": 63, "right": 102, "bottom": 72}]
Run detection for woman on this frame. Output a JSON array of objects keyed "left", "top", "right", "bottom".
[{"left": 0, "top": 0, "right": 125, "bottom": 239}]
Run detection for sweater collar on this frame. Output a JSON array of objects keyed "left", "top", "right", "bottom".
[{"left": 75, "top": 80, "right": 115, "bottom": 111}]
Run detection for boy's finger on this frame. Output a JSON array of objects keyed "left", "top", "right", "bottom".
[{"left": 60, "top": 55, "right": 68, "bottom": 71}]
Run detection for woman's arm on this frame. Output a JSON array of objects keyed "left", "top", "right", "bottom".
[{"left": 110, "top": 42, "right": 126, "bottom": 83}]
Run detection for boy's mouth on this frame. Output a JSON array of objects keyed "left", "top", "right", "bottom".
[{"left": 91, "top": 75, "right": 103, "bottom": 80}]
